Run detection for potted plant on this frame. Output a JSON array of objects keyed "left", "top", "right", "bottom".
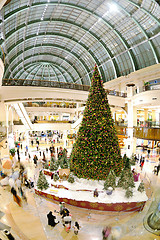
[
  {"left": 10, "top": 148, "right": 16, "bottom": 157},
  {"left": 144, "top": 82, "right": 150, "bottom": 91}
]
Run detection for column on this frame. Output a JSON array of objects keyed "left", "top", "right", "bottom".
[
  {"left": 144, "top": 108, "right": 148, "bottom": 126},
  {"left": 152, "top": 110, "right": 156, "bottom": 125},
  {"left": 10, "top": 106, "right": 14, "bottom": 133},
  {"left": 63, "top": 130, "right": 67, "bottom": 148},
  {"left": 133, "top": 107, "right": 137, "bottom": 127},
  {"left": 5, "top": 104, "right": 9, "bottom": 140},
  {"left": 126, "top": 84, "right": 135, "bottom": 158}
]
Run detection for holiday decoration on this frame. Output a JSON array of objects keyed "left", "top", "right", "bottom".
[
  {"left": 125, "top": 188, "right": 133, "bottom": 198},
  {"left": 50, "top": 157, "right": 59, "bottom": 171},
  {"left": 130, "top": 153, "right": 136, "bottom": 166},
  {"left": 117, "top": 168, "right": 135, "bottom": 189},
  {"left": 53, "top": 173, "right": 59, "bottom": 181},
  {"left": 70, "top": 64, "right": 123, "bottom": 180},
  {"left": 104, "top": 170, "right": 116, "bottom": 190},
  {"left": 37, "top": 170, "right": 49, "bottom": 190},
  {"left": 44, "top": 161, "right": 49, "bottom": 169},
  {"left": 137, "top": 181, "right": 145, "bottom": 193},
  {"left": 123, "top": 154, "right": 131, "bottom": 169},
  {"left": 68, "top": 175, "right": 75, "bottom": 183},
  {"left": 58, "top": 149, "right": 69, "bottom": 169}
]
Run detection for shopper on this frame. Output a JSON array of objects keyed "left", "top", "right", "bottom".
[
  {"left": 73, "top": 221, "right": 80, "bottom": 235},
  {"left": 47, "top": 211, "right": 59, "bottom": 227}
]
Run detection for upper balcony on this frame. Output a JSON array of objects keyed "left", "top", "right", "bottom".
[{"left": 2, "top": 79, "right": 127, "bottom": 98}]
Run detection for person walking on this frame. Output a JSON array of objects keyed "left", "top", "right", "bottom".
[
  {"left": 47, "top": 211, "right": 59, "bottom": 227},
  {"left": 140, "top": 159, "right": 145, "bottom": 171},
  {"left": 156, "top": 158, "right": 160, "bottom": 176},
  {"left": 73, "top": 221, "right": 80, "bottom": 235}
]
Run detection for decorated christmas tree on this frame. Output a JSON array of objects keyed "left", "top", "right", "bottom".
[
  {"left": 125, "top": 187, "right": 133, "bottom": 198},
  {"left": 37, "top": 170, "right": 49, "bottom": 190},
  {"left": 70, "top": 65, "right": 123, "bottom": 180},
  {"left": 104, "top": 170, "right": 116, "bottom": 190},
  {"left": 137, "top": 181, "right": 145, "bottom": 193},
  {"left": 50, "top": 157, "right": 59, "bottom": 171},
  {"left": 123, "top": 154, "right": 131, "bottom": 169},
  {"left": 117, "top": 168, "right": 135, "bottom": 189}
]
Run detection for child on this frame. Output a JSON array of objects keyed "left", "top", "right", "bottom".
[{"left": 73, "top": 221, "right": 80, "bottom": 235}]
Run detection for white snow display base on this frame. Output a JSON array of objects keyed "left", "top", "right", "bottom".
[{"left": 35, "top": 176, "right": 148, "bottom": 212}]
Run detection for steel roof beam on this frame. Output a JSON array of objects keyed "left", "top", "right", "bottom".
[
  {"left": 41, "top": 64, "right": 46, "bottom": 80},
  {"left": 6, "top": 32, "right": 104, "bottom": 78},
  {"left": 32, "top": 64, "right": 43, "bottom": 80},
  {"left": 14, "top": 64, "right": 39, "bottom": 80},
  {"left": 49, "top": 64, "right": 62, "bottom": 83},
  {"left": 6, "top": 51, "right": 84, "bottom": 84},
  {"left": 7, "top": 54, "right": 82, "bottom": 83},
  {"left": 114, "top": 1, "right": 159, "bottom": 64},
  {"left": 47, "top": 65, "right": 51, "bottom": 82},
  {"left": 3, "top": 2, "right": 138, "bottom": 72},
  {"left": 15, "top": 62, "right": 75, "bottom": 84},
  {"left": 51, "top": 64, "right": 69, "bottom": 83},
  {"left": 6, "top": 43, "right": 90, "bottom": 81},
  {"left": 125, "top": 0, "right": 160, "bottom": 26},
  {"left": 4, "top": 19, "right": 118, "bottom": 79},
  {"left": 47, "top": 64, "right": 60, "bottom": 82}
]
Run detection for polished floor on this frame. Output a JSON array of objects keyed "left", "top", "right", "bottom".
[{"left": 0, "top": 141, "right": 160, "bottom": 240}]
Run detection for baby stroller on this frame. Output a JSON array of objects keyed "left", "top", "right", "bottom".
[{"left": 153, "top": 166, "right": 157, "bottom": 175}]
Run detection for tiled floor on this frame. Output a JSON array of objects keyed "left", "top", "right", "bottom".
[{"left": 0, "top": 141, "right": 160, "bottom": 240}]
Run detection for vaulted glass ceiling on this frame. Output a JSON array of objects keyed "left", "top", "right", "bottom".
[{"left": 0, "top": 0, "right": 160, "bottom": 85}]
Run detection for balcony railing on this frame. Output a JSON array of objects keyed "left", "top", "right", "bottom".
[
  {"left": 134, "top": 85, "right": 160, "bottom": 95},
  {"left": 2, "top": 79, "right": 127, "bottom": 98}
]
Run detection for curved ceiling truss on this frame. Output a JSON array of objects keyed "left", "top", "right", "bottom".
[{"left": 0, "top": 0, "right": 160, "bottom": 86}]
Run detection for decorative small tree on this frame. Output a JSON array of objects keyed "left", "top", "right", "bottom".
[
  {"left": 44, "top": 161, "right": 49, "bottom": 169},
  {"left": 10, "top": 148, "right": 16, "bottom": 157},
  {"left": 137, "top": 181, "right": 145, "bottom": 193},
  {"left": 130, "top": 153, "right": 136, "bottom": 166},
  {"left": 50, "top": 161, "right": 59, "bottom": 171},
  {"left": 104, "top": 170, "right": 116, "bottom": 190},
  {"left": 70, "top": 65, "right": 123, "bottom": 180},
  {"left": 60, "top": 156, "right": 69, "bottom": 169},
  {"left": 53, "top": 173, "right": 59, "bottom": 181},
  {"left": 123, "top": 154, "right": 131, "bottom": 169},
  {"left": 117, "top": 168, "right": 135, "bottom": 189},
  {"left": 68, "top": 174, "right": 75, "bottom": 183},
  {"left": 125, "top": 187, "right": 133, "bottom": 198},
  {"left": 37, "top": 170, "right": 49, "bottom": 190}
]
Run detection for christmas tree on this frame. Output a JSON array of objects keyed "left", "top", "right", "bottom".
[
  {"left": 117, "top": 168, "right": 135, "bottom": 189},
  {"left": 137, "top": 181, "right": 145, "bottom": 193},
  {"left": 70, "top": 65, "right": 123, "bottom": 180},
  {"left": 37, "top": 170, "right": 49, "bottom": 190},
  {"left": 53, "top": 173, "right": 59, "bottom": 181},
  {"left": 50, "top": 157, "right": 59, "bottom": 171},
  {"left": 123, "top": 154, "right": 131, "bottom": 169},
  {"left": 68, "top": 174, "right": 75, "bottom": 183},
  {"left": 104, "top": 170, "right": 116, "bottom": 190},
  {"left": 125, "top": 187, "right": 133, "bottom": 198}
]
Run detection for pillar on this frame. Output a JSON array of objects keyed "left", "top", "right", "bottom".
[
  {"left": 5, "top": 104, "right": 9, "bottom": 140},
  {"left": 63, "top": 130, "right": 67, "bottom": 148},
  {"left": 133, "top": 107, "right": 137, "bottom": 127},
  {"left": 126, "top": 84, "right": 135, "bottom": 157},
  {"left": 152, "top": 110, "right": 156, "bottom": 123},
  {"left": 144, "top": 108, "right": 148, "bottom": 123}
]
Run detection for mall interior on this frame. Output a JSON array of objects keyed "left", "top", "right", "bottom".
[{"left": 0, "top": 0, "right": 160, "bottom": 239}]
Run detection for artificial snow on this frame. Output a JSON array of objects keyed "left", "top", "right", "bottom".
[{"left": 36, "top": 175, "right": 148, "bottom": 204}]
